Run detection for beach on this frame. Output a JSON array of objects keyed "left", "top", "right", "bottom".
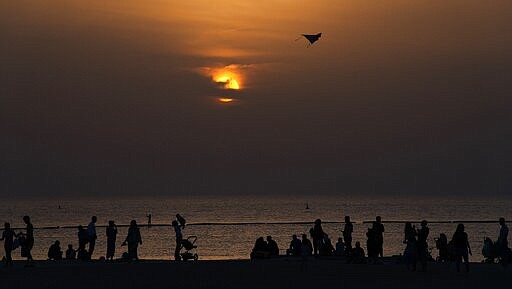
[
  {"left": 1, "top": 259, "right": 511, "bottom": 289},
  {"left": 2, "top": 195, "right": 510, "bottom": 261}
]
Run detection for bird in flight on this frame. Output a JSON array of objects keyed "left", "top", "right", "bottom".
[{"left": 295, "top": 33, "right": 322, "bottom": 47}]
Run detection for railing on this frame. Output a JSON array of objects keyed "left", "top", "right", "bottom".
[{"left": 10, "top": 220, "right": 506, "bottom": 230}]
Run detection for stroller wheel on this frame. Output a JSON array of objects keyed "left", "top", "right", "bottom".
[{"left": 194, "top": 254, "right": 198, "bottom": 261}]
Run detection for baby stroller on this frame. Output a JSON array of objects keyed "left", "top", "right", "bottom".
[{"left": 180, "top": 236, "right": 198, "bottom": 261}]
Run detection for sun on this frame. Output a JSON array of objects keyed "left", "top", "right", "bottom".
[{"left": 214, "top": 74, "right": 240, "bottom": 90}]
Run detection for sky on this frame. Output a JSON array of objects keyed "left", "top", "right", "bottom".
[{"left": 1, "top": 0, "right": 511, "bottom": 197}]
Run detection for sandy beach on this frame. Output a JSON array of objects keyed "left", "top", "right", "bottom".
[{"left": 1, "top": 259, "right": 511, "bottom": 289}]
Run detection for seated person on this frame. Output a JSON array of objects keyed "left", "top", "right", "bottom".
[
  {"left": 335, "top": 237, "right": 345, "bottom": 256},
  {"left": 482, "top": 237, "right": 495, "bottom": 263},
  {"left": 65, "top": 244, "right": 76, "bottom": 260},
  {"left": 348, "top": 241, "right": 365, "bottom": 264},
  {"left": 287, "top": 234, "right": 302, "bottom": 256},
  {"left": 267, "top": 236, "right": 279, "bottom": 256},
  {"left": 301, "top": 234, "right": 313, "bottom": 257},
  {"left": 250, "top": 237, "right": 269, "bottom": 259},
  {"left": 319, "top": 234, "right": 335, "bottom": 256},
  {"left": 48, "top": 240, "right": 63, "bottom": 260}
]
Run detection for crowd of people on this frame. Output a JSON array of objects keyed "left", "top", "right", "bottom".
[
  {"left": 1, "top": 213, "right": 188, "bottom": 267},
  {"left": 251, "top": 217, "right": 379, "bottom": 265},
  {"left": 2, "top": 214, "right": 511, "bottom": 271},
  {"left": 1, "top": 216, "right": 34, "bottom": 267},
  {"left": 250, "top": 216, "right": 511, "bottom": 272}
]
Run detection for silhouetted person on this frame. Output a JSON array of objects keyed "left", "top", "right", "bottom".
[
  {"left": 87, "top": 216, "right": 97, "bottom": 259},
  {"left": 366, "top": 226, "right": 378, "bottom": 263},
  {"left": 176, "top": 214, "right": 186, "bottom": 229},
  {"left": 343, "top": 216, "right": 353, "bottom": 251},
  {"left": 21, "top": 215, "right": 34, "bottom": 267},
  {"left": 452, "top": 223, "right": 471, "bottom": 272},
  {"left": 335, "top": 237, "right": 345, "bottom": 256},
  {"left": 172, "top": 220, "right": 183, "bottom": 260},
  {"left": 417, "top": 220, "right": 429, "bottom": 271},
  {"left": 122, "top": 220, "right": 142, "bottom": 261},
  {"left": 435, "top": 233, "right": 448, "bottom": 262},
  {"left": 65, "top": 244, "right": 76, "bottom": 260},
  {"left": 301, "top": 234, "right": 313, "bottom": 257},
  {"left": 310, "top": 219, "right": 325, "bottom": 256},
  {"left": 267, "top": 236, "right": 279, "bottom": 256},
  {"left": 254, "top": 237, "right": 268, "bottom": 251},
  {"left": 287, "top": 234, "right": 302, "bottom": 256},
  {"left": 1, "top": 222, "right": 15, "bottom": 267},
  {"left": 77, "top": 225, "right": 89, "bottom": 260},
  {"left": 147, "top": 213, "right": 152, "bottom": 228},
  {"left": 251, "top": 237, "right": 268, "bottom": 259},
  {"left": 106, "top": 220, "right": 117, "bottom": 261},
  {"left": 374, "top": 216, "right": 385, "bottom": 258},
  {"left": 497, "top": 217, "right": 509, "bottom": 260},
  {"left": 349, "top": 241, "right": 365, "bottom": 264},
  {"left": 48, "top": 240, "right": 63, "bottom": 260},
  {"left": 482, "top": 237, "right": 495, "bottom": 263},
  {"left": 403, "top": 222, "right": 417, "bottom": 271},
  {"left": 320, "top": 234, "right": 335, "bottom": 256}
]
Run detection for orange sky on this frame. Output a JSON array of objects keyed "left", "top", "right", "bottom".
[{"left": 1, "top": 0, "right": 512, "bottom": 196}]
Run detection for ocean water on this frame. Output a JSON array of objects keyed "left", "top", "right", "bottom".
[{"left": 0, "top": 195, "right": 510, "bottom": 261}]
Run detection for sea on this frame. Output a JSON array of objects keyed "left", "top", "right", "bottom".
[{"left": 0, "top": 194, "right": 510, "bottom": 261}]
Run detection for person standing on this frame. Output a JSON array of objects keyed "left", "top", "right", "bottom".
[
  {"left": 366, "top": 226, "right": 378, "bottom": 263},
  {"left": 374, "top": 216, "right": 385, "bottom": 258},
  {"left": 146, "top": 214, "right": 152, "bottom": 228},
  {"left": 22, "top": 215, "right": 34, "bottom": 267},
  {"left": 77, "top": 225, "right": 89, "bottom": 260},
  {"left": 497, "top": 217, "right": 509, "bottom": 261},
  {"left": 452, "top": 223, "right": 471, "bottom": 272},
  {"left": 310, "top": 219, "right": 325, "bottom": 256},
  {"left": 87, "top": 216, "right": 97, "bottom": 259},
  {"left": 343, "top": 216, "right": 354, "bottom": 252},
  {"left": 417, "top": 220, "right": 429, "bottom": 271},
  {"left": 122, "top": 220, "right": 142, "bottom": 261},
  {"left": 106, "top": 220, "right": 118, "bottom": 261},
  {"left": 172, "top": 220, "right": 183, "bottom": 260},
  {"left": 403, "top": 222, "right": 418, "bottom": 271},
  {"left": 1, "top": 222, "right": 15, "bottom": 267}
]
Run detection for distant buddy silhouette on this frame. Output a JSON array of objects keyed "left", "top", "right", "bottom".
[{"left": 295, "top": 33, "right": 322, "bottom": 47}]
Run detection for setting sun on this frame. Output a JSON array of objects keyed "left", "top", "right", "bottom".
[{"left": 215, "top": 74, "right": 240, "bottom": 90}]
